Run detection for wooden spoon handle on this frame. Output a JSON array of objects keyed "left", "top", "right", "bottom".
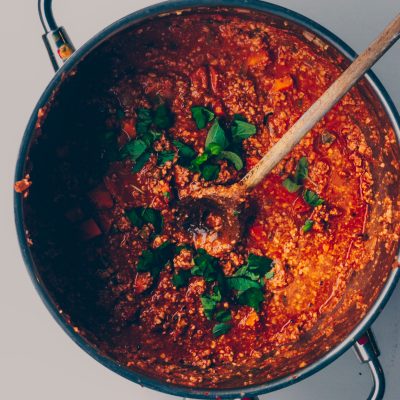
[{"left": 242, "top": 13, "right": 400, "bottom": 191}]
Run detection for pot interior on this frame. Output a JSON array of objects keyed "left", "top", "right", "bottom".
[{"left": 19, "top": 5, "right": 400, "bottom": 392}]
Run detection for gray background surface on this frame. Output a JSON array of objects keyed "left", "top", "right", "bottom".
[{"left": 0, "top": 1, "right": 399, "bottom": 399}]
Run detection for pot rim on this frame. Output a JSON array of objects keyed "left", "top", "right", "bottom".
[{"left": 14, "top": 1, "right": 400, "bottom": 398}]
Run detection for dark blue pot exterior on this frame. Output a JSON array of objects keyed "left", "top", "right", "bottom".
[{"left": 14, "top": 1, "right": 400, "bottom": 398}]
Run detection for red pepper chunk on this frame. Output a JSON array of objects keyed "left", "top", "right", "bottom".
[
  {"left": 88, "top": 186, "right": 114, "bottom": 209},
  {"left": 79, "top": 219, "right": 102, "bottom": 241}
]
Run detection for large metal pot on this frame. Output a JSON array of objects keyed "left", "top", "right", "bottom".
[{"left": 14, "top": 1, "right": 400, "bottom": 399}]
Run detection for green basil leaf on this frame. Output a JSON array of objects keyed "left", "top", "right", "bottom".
[
  {"left": 157, "top": 151, "right": 175, "bottom": 166},
  {"left": 200, "top": 295, "right": 217, "bottom": 320},
  {"left": 283, "top": 177, "right": 301, "bottom": 193},
  {"left": 210, "top": 285, "right": 222, "bottom": 302},
  {"left": 237, "top": 287, "right": 264, "bottom": 311},
  {"left": 141, "top": 208, "right": 163, "bottom": 233},
  {"left": 191, "top": 106, "right": 215, "bottom": 129},
  {"left": 294, "top": 156, "right": 308, "bottom": 184},
  {"left": 121, "top": 139, "right": 147, "bottom": 161},
  {"left": 201, "top": 164, "right": 220, "bottom": 181},
  {"left": 126, "top": 207, "right": 163, "bottom": 233},
  {"left": 137, "top": 241, "right": 174, "bottom": 278},
  {"left": 232, "top": 120, "right": 257, "bottom": 143},
  {"left": 227, "top": 277, "right": 262, "bottom": 292},
  {"left": 233, "top": 113, "right": 247, "bottom": 122},
  {"left": 233, "top": 265, "right": 257, "bottom": 281},
  {"left": 126, "top": 209, "right": 143, "bottom": 228},
  {"left": 192, "top": 153, "right": 209, "bottom": 167},
  {"left": 141, "top": 130, "right": 161, "bottom": 147},
  {"left": 154, "top": 104, "right": 173, "bottom": 130},
  {"left": 172, "top": 270, "right": 191, "bottom": 289},
  {"left": 208, "top": 143, "right": 223, "bottom": 156},
  {"left": 247, "top": 253, "right": 273, "bottom": 276},
  {"left": 303, "top": 219, "right": 314, "bottom": 232},
  {"left": 264, "top": 270, "right": 274, "bottom": 280},
  {"left": 214, "top": 309, "right": 232, "bottom": 322},
  {"left": 173, "top": 140, "right": 196, "bottom": 159},
  {"left": 212, "top": 322, "right": 231, "bottom": 337},
  {"left": 303, "top": 189, "right": 324, "bottom": 207},
  {"left": 191, "top": 249, "right": 219, "bottom": 282},
  {"left": 132, "top": 151, "right": 152, "bottom": 173},
  {"left": 205, "top": 119, "right": 228, "bottom": 150},
  {"left": 219, "top": 151, "right": 243, "bottom": 170},
  {"left": 136, "top": 108, "right": 153, "bottom": 135}
]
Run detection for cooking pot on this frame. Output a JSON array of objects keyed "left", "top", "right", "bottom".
[{"left": 14, "top": 1, "right": 400, "bottom": 399}]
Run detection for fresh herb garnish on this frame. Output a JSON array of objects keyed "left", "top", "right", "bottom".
[
  {"left": 246, "top": 253, "right": 274, "bottom": 276},
  {"left": 132, "top": 151, "right": 152, "bottom": 172},
  {"left": 231, "top": 119, "right": 257, "bottom": 143},
  {"left": 200, "top": 286, "right": 222, "bottom": 320},
  {"left": 212, "top": 322, "right": 231, "bottom": 337},
  {"left": 154, "top": 104, "right": 174, "bottom": 130},
  {"left": 202, "top": 164, "right": 221, "bottom": 181},
  {"left": 205, "top": 119, "right": 229, "bottom": 150},
  {"left": 121, "top": 104, "right": 173, "bottom": 172},
  {"left": 169, "top": 248, "right": 274, "bottom": 336},
  {"left": 136, "top": 108, "right": 153, "bottom": 135},
  {"left": 126, "top": 207, "right": 163, "bottom": 233},
  {"left": 188, "top": 111, "right": 257, "bottom": 180},
  {"left": 173, "top": 140, "right": 196, "bottom": 167},
  {"left": 121, "top": 139, "right": 147, "bottom": 161},
  {"left": 303, "top": 219, "right": 314, "bottom": 232},
  {"left": 233, "top": 113, "right": 247, "bottom": 122},
  {"left": 191, "top": 249, "right": 220, "bottom": 282},
  {"left": 208, "top": 143, "right": 223, "bottom": 156},
  {"left": 218, "top": 151, "right": 243, "bottom": 171},
  {"left": 294, "top": 156, "right": 308, "bottom": 184},
  {"left": 282, "top": 178, "right": 301, "bottom": 193},
  {"left": 172, "top": 269, "right": 192, "bottom": 289},
  {"left": 227, "top": 276, "right": 262, "bottom": 292},
  {"left": 303, "top": 189, "right": 324, "bottom": 207},
  {"left": 191, "top": 106, "right": 215, "bottom": 129},
  {"left": 157, "top": 151, "right": 175, "bottom": 166},
  {"left": 282, "top": 156, "right": 308, "bottom": 192},
  {"left": 214, "top": 309, "right": 232, "bottom": 322},
  {"left": 137, "top": 241, "right": 175, "bottom": 278},
  {"left": 237, "top": 287, "right": 264, "bottom": 312}
]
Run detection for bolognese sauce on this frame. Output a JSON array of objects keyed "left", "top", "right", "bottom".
[{"left": 17, "top": 9, "right": 400, "bottom": 388}]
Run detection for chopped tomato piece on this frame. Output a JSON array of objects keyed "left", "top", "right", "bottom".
[
  {"left": 122, "top": 120, "right": 136, "bottom": 138},
  {"left": 88, "top": 186, "right": 113, "bottom": 209},
  {"left": 249, "top": 224, "right": 264, "bottom": 240},
  {"left": 271, "top": 75, "right": 294, "bottom": 92},
  {"left": 79, "top": 219, "right": 102, "bottom": 241},
  {"left": 97, "top": 210, "right": 114, "bottom": 233}
]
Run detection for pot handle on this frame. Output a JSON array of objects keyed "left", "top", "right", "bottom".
[
  {"left": 353, "top": 328, "right": 385, "bottom": 400},
  {"left": 238, "top": 329, "right": 384, "bottom": 400},
  {"left": 38, "top": 0, "right": 75, "bottom": 71}
]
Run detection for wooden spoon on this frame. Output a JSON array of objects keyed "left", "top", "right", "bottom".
[{"left": 180, "top": 13, "right": 400, "bottom": 253}]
